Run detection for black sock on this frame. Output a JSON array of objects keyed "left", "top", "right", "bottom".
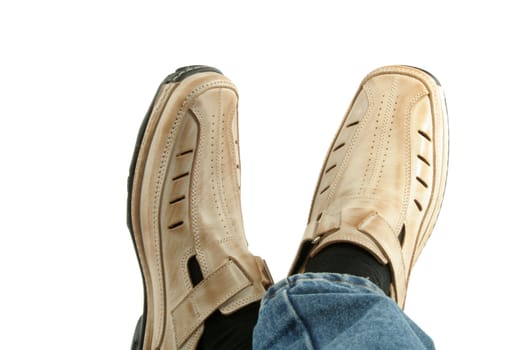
[
  {"left": 197, "top": 301, "right": 260, "bottom": 350},
  {"left": 305, "top": 243, "right": 392, "bottom": 295},
  {"left": 188, "top": 256, "right": 259, "bottom": 350}
]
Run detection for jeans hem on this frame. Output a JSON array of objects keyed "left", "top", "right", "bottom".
[{"left": 262, "top": 272, "right": 385, "bottom": 305}]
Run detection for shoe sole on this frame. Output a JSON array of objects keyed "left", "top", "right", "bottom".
[{"left": 127, "top": 65, "right": 223, "bottom": 350}]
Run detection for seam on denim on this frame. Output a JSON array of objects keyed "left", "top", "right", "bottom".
[
  {"left": 283, "top": 288, "right": 316, "bottom": 350},
  {"left": 289, "top": 276, "right": 383, "bottom": 295},
  {"left": 305, "top": 273, "right": 381, "bottom": 292},
  {"left": 262, "top": 277, "right": 290, "bottom": 303}
]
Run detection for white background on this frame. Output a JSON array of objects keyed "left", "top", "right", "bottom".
[{"left": 1, "top": 1, "right": 523, "bottom": 349}]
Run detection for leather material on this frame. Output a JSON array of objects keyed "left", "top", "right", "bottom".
[
  {"left": 290, "top": 65, "right": 448, "bottom": 309},
  {"left": 130, "top": 69, "right": 273, "bottom": 349},
  {"left": 171, "top": 259, "right": 251, "bottom": 347}
]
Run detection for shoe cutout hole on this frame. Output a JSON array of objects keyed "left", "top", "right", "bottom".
[
  {"left": 333, "top": 142, "right": 346, "bottom": 152},
  {"left": 169, "top": 195, "right": 186, "bottom": 205},
  {"left": 414, "top": 199, "right": 423, "bottom": 212},
  {"left": 320, "top": 185, "right": 330, "bottom": 195},
  {"left": 416, "top": 176, "right": 428, "bottom": 188},
  {"left": 176, "top": 149, "right": 194, "bottom": 157},
  {"left": 418, "top": 130, "right": 432, "bottom": 142},
  {"left": 346, "top": 121, "right": 359, "bottom": 128},
  {"left": 417, "top": 155, "right": 431, "bottom": 167},
  {"left": 316, "top": 212, "right": 323, "bottom": 221},
  {"left": 172, "top": 172, "right": 189, "bottom": 181},
  {"left": 168, "top": 221, "right": 184, "bottom": 230},
  {"left": 325, "top": 164, "right": 337, "bottom": 174},
  {"left": 188, "top": 255, "right": 204, "bottom": 286},
  {"left": 398, "top": 225, "right": 406, "bottom": 246}
]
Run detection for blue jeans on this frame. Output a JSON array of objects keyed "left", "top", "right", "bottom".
[{"left": 253, "top": 273, "right": 434, "bottom": 350}]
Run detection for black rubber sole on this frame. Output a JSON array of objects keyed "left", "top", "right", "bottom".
[
  {"left": 404, "top": 65, "right": 441, "bottom": 86},
  {"left": 128, "top": 65, "right": 223, "bottom": 350}
]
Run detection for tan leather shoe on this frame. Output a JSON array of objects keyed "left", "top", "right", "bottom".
[
  {"left": 128, "top": 66, "right": 273, "bottom": 350},
  {"left": 289, "top": 65, "right": 448, "bottom": 308}
]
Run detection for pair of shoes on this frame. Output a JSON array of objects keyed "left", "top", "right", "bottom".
[{"left": 128, "top": 65, "right": 448, "bottom": 349}]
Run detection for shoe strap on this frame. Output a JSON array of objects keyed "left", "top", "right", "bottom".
[
  {"left": 254, "top": 256, "right": 274, "bottom": 289},
  {"left": 171, "top": 258, "right": 255, "bottom": 348},
  {"left": 299, "top": 208, "right": 408, "bottom": 307}
]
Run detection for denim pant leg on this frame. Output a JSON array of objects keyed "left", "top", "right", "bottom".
[{"left": 253, "top": 273, "right": 434, "bottom": 350}]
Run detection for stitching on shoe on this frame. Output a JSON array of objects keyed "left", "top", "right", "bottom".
[
  {"left": 179, "top": 247, "right": 196, "bottom": 290},
  {"left": 147, "top": 79, "right": 237, "bottom": 347},
  {"left": 189, "top": 103, "right": 210, "bottom": 276},
  {"left": 173, "top": 260, "right": 250, "bottom": 345},
  {"left": 144, "top": 84, "right": 177, "bottom": 343},
  {"left": 227, "top": 93, "right": 240, "bottom": 190},
  {"left": 221, "top": 293, "right": 261, "bottom": 313},
  {"left": 328, "top": 85, "right": 375, "bottom": 201},
  {"left": 312, "top": 90, "right": 369, "bottom": 221},
  {"left": 215, "top": 89, "right": 228, "bottom": 238},
  {"left": 358, "top": 91, "right": 381, "bottom": 196},
  {"left": 367, "top": 66, "right": 435, "bottom": 88},
  {"left": 370, "top": 77, "right": 398, "bottom": 196},
  {"left": 157, "top": 80, "right": 237, "bottom": 281},
  {"left": 398, "top": 90, "right": 428, "bottom": 233},
  {"left": 218, "top": 88, "right": 237, "bottom": 241},
  {"left": 373, "top": 96, "right": 398, "bottom": 195}
]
